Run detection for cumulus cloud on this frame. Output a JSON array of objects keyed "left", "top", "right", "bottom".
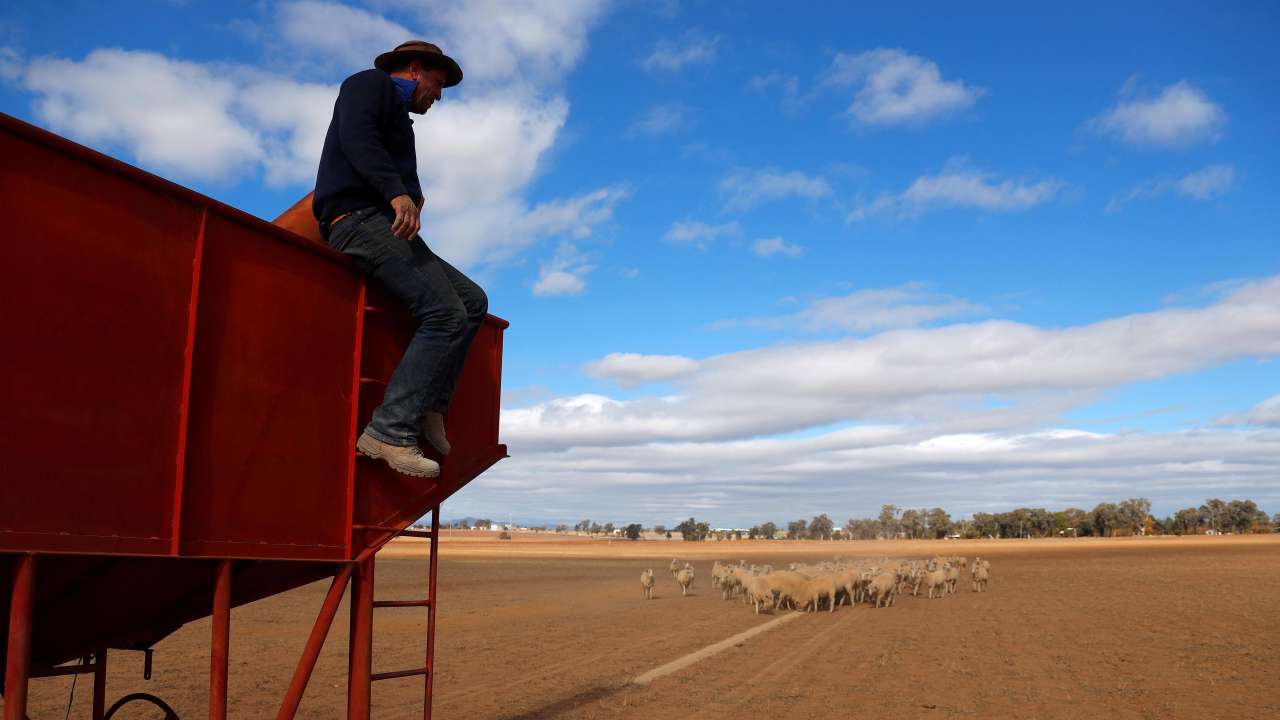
[
  {"left": 1106, "top": 164, "right": 1236, "bottom": 212},
  {"left": 851, "top": 164, "right": 1061, "bottom": 221},
  {"left": 533, "top": 241, "right": 594, "bottom": 296},
  {"left": 20, "top": 3, "right": 622, "bottom": 272},
  {"left": 0, "top": 46, "right": 22, "bottom": 84},
  {"left": 405, "top": 0, "right": 611, "bottom": 85},
  {"left": 627, "top": 102, "right": 693, "bottom": 137},
  {"left": 720, "top": 168, "right": 832, "bottom": 212},
  {"left": 473, "top": 275, "right": 1280, "bottom": 523},
  {"left": 663, "top": 220, "right": 739, "bottom": 248},
  {"left": 640, "top": 31, "right": 719, "bottom": 72},
  {"left": 825, "top": 48, "right": 983, "bottom": 126},
  {"left": 1176, "top": 164, "right": 1236, "bottom": 199},
  {"left": 726, "top": 285, "right": 983, "bottom": 333},
  {"left": 1094, "top": 80, "right": 1226, "bottom": 147},
  {"left": 463, "top": 424, "right": 1280, "bottom": 525},
  {"left": 1218, "top": 394, "right": 1280, "bottom": 427},
  {"left": 506, "top": 275, "right": 1280, "bottom": 450},
  {"left": 585, "top": 352, "right": 700, "bottom": 387},
  {"left": 276, "top": 1, "right": 410, "bottom": 71},
  {"left": 752, "top": 236, "right": 804, "bottom": 258}
]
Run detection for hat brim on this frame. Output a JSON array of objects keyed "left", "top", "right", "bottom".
[{"left": 374, "top": 50, "right": 463, "bottom": 87}]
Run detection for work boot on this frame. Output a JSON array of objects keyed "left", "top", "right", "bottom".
[
  {"left": 356, "top": 431, "right": 440, "bottom": 478},
  {"left": 423, "top": 411, "right": 451, "bottom": 455}
]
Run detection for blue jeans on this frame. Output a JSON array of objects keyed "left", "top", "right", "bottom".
[{"left": 325, "top": 207, "right": 488, "bottom": 447}]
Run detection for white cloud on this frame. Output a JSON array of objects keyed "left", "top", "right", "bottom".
[
  {"left": 24, "top": 49, "right": 269, "bottom": 182},
  {"left": 663, "top": 220, "right": 739, "bottom": 248},
  {"left": 720, "top": 168, "right": 831, "bottom": 212},
  {"left": 476, "top": 275, "right": 1280, "bottom": 523},
  {"left": 277, "top": 1, "right": 410, "bottom": 71},
  {"left": 640, "top": 31, "right": 719, "bottom": 72},
  {"left": 410, "top": 0, "right": 611, "bottom": 85},
  {"left": 585, "top": 353, "right": 699, "bottom": 387},
  {"left": 466, "top": 424, "right": 1280, "bottom": 525},
  {"left": 18, "top": 3, "right": 625, "bottom": 273},
  {"left": 627, "top": 102, "right": 692, "bottom": 137},
  {"left": 1218, "top": 394, "right": 1280, "bottom": 427},
  {"left": 532, "top": 241, "right": 593, "bottom": 296},
  {"left": 1107, "top": 164, "right": 1236, "bottom": 212},
  {"left": 752, "top": 236, "right": 803, "bottom": 258},
  {"left": 505, "top": 275, "right": 1280, "bottom": 450},
  {"left": 0, "top": 46, "right": 22, "bottom": 84},
  {"left": 1176, "top": 164, "right": 1235, "bottom": 199},
  {"left": 729, "top": 285, "right": 983, "bottom": 332},
  {"left": 1095, "top": 81, "right": 1226, "bottom": 147},
  {"left": 851, "top": 164, "right": 1061, "bottom": 221},
  {"left": 825, "top": 48, "right": 983, "bottom": 126}
]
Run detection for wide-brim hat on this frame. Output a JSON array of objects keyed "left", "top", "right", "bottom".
[{"left": 374, "top": 40, "right": 463, "bottom": 87}]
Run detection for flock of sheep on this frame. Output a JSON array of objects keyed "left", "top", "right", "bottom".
[{"left": 640, "top": 555, "right": 992, "bottom": 612}]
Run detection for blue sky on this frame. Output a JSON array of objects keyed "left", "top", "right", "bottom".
[{"left": 2, "top": 1, "right": 1277, "bottom": 525}]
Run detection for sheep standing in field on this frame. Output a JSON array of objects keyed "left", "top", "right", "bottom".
[
  {"left": 797, "top": 575, "right": 839, "bottom": 613},
  {"left": 924, "top": 563, "right": 949, "bottom": 599},
  {"left": 640, "top": 569, "right": 656, "bottom": 600},
  {"left": 866, "top": 572, "right": 898, "bottom": 608},
  {"left": 675, "top": 566, "right": 695, "bottom": 596},
  {"left": 669, "top": 558, "right": 681, "bottom": 579},
  {"left": 971, "top": 563, "right": 989, "bottom": 592},
  {"left": 944, "top": 562, "right": 960, "bottom": 595},
  {"left": 711, "top": 561, "right": 726, "bottom": 589},
  {"left": 743, "top": 574, "right": 777, "bottom": 614}
]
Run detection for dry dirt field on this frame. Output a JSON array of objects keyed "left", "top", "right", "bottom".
[{"left": 20, "top": 534, "right": 1280, "bottom": 719}]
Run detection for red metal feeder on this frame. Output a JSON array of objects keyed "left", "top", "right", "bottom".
[{"left": 0, "top": 113, "right": 508, "bottom": 719}]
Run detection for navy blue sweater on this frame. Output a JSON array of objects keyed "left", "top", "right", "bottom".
[{"left": 313, "top": 69, "right": 422, "bottom": 224}]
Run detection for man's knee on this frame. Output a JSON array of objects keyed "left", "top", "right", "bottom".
[{"left": 412, "top": 299, "right": 468, "bottom": 335}]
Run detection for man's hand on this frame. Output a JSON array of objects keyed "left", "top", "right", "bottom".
[{"left": 389, "top": 194, "right": 421, "bottom": 241}]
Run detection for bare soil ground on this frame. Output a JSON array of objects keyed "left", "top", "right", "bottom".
[{"left": 20, "top": 535, "right": 1280, "bottom": 719}]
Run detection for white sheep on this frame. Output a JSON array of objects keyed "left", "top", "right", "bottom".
[
  {"left": 675, "top": 566, "right": 695, "bottom": 596},
  {"left": 640, "top": 569, "right": 656, "bottom": 599}
]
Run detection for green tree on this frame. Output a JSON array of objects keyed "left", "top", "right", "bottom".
[
  {"left": 760, "top": 521, "right": 778, "bottom": 539},
  {"left": 473, "top": 518, "right": 492, "bottom": 530},
  {"left": 1091, "top": 503, "right": 1119, "bottom": 537},
  {"left": 674, "top": 517, "right": 708, "bottom": 541},
  {"left": 809, "top": 514, "right": 835, "bottom": 540},
  {"left": 624, "top": 523, "right": 642, "bottom": 540},
  {"left": 879, "top": 504, "right": 900, "bottom": 538},
  {"left": 603, "top": 522, "right": 615, "bottom": 536},
  {"left": 1118, "top": 498, "right": 1152, "bottom": 535},
  {"left": 899, "top": 509, "right": 923, "bottom": 539},
  {"left": 787, "top": 519, "right": 808, "bottom": 540},
  {"left": 927, "top": 508, "right": 952, "bottom": 539}
]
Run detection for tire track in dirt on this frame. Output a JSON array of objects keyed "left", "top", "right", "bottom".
[
  {"left": 682, "top": 609, "right": 859, "bottom": 720},
  {"left": 434, "top": 612, "right": 748, "bottom": 712}
]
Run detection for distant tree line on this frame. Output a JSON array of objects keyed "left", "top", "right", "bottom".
[{"left": 662, "top": 497, "right": 1277, "bottom": 541}]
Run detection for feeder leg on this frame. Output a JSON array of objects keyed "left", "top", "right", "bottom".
[
  {"left": 210, "top": 560, "right": 233, "bottom": 720},
  {"left": 276, "top": 565, "right": 353, "bottom": 720},
  {"left": 4, "top": 554, "right": 35, "bottom": 720},
  {"left": 92, "top": 647, "right": 108, "bottom": 720},
  {"left": 424, "top": 509, "right": 439, "bottom": 720},
  {"left": 347, "top": 557, "right": 374, "bottom": 720}
]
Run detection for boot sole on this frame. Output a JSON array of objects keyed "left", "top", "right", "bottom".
[{"left": 357, "top": 436, "right": 441, "bottom": 478}]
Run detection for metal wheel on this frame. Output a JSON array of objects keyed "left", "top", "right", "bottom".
[{"left": 103, "top": 692, "right": 180, "bottom": 719}]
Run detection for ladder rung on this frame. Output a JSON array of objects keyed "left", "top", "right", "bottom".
[
  {"left": 372, "top": 599, "right": 431, "bottom": 608},
  {"left": 399, "top": 529, "right": 434, "bottom": 539},
  {"left": 371, "top": 667, "right": 429, "bottom": 682}
]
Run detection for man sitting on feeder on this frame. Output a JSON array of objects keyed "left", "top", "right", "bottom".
[{"left": 312, "top": 40, "right": 487, "bottom": 478}]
